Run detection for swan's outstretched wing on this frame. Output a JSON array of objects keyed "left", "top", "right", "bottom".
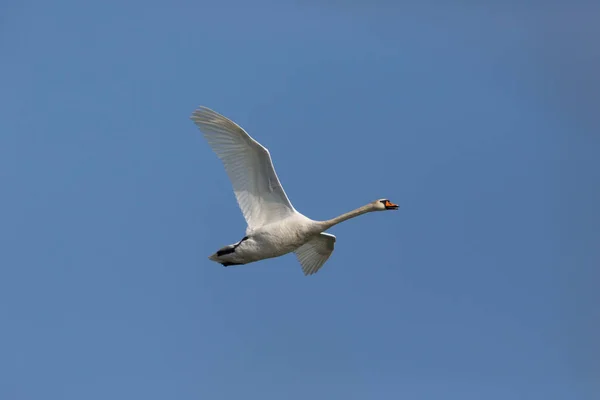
[
  {"left": 191, "top": 106, "right": 296, "bottom": 229},
  {"left": 295, "top": 233, "right": 336, "bottom": 276}
]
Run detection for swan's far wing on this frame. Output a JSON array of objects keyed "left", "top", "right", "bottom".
[
  {"left": 190, "top": 106, "right": 296, "bottom": 229},
  {"left": 295, "top": 233, "right": 336, "bottom": 276}
]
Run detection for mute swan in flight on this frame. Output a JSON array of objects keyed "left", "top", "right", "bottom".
[{"left": 190, "top": 106, "right": 398, "bottom": 276}]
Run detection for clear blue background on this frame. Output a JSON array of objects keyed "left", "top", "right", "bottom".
[{"left": 1, "top": 1, "right": 598, "bottom": 399}]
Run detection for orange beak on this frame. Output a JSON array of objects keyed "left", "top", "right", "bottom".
[{"left": 384, "top": 200, "right": 399, "bottom": 210}]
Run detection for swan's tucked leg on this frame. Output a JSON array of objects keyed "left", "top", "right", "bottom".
[
  {"left": 209, "top": 236, "right": 249, "bottom": 266},
  {"left": 294, "top": 232, "right": 336, "bottom": 276},
  {"left": 221, "top": 261, "right": 244, "bottom": 267}
]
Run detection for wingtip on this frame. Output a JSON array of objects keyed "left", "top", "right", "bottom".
[
  {"left": 189, "top": 105, "right": 207, "bottom": 119},
  {"left": 190, "top": 106, "right": 230, "bottom": 127},
  {"left": 191, "top": 105, "right": 217, "bottom": 115}
]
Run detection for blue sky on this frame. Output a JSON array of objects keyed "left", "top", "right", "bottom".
[{"left": 1, "top": 1, "right": 598, "bottom": 399}]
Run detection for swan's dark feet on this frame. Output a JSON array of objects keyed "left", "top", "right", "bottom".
[
  {"left": 221, "top": 262, "right": 243, "bottom": 267},
  {"left": 216, "top": 236, "right": 249, "bottom": 257}
]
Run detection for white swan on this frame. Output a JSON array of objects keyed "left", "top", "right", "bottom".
[{"left": 190, "top": 106, "right": 398, "bottom": 276}]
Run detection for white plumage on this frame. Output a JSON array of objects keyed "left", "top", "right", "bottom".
[{"left": 191, "top": 106, "right": 398, "bottom": 276}]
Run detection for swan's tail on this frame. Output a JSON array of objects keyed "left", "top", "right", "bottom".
[
  {"left": 208, "top": 252, "right": 244, "bottom": 267},
  {"left": 208, "top": 245, "right": 242, "bottom": 267}
]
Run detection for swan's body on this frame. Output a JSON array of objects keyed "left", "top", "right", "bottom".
[{"left": 191, "top": 106, "right": 398, "bottom": 275}]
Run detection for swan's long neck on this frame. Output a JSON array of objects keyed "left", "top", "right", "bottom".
[{"left": 318, "top": 203, "right": 376, "bottom": 231}]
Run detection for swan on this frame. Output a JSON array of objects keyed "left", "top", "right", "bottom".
[{"left": 190, "top": 106, "right": 398, "bottom": 276}]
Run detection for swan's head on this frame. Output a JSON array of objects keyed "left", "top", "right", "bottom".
[{"left": 374, "top": 198, "right": 399, "bottom": 211}]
